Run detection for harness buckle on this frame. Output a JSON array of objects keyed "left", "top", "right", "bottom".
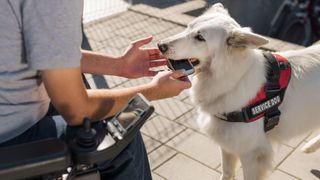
[
  {"left": 265, "top": 84, "right": 281, "bottom": 93},
  {"left": 264, "top": 109, "right": 281, "bottom": 132}
]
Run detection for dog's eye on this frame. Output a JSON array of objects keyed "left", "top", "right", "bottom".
[{"left": 195, "top": 34, "right": 205, "bottom": 41}]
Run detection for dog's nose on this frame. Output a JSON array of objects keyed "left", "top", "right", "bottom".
[{"left": 158, "top": 43, "right": 168, "bottom": 53}]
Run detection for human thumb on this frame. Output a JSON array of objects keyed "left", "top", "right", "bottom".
[{"left": 171, "top": 69, "right": 188, "bottom": 79}]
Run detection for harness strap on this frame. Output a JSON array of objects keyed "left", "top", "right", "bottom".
[
  {"left": 264, "top": 52, "right": 281, "bottom": 92},
  {"left": 264, "top": 52, "right": 282, "bottom": 131},
  {"left": 216, "top": 52, "right": 291, "bottom": 132}
]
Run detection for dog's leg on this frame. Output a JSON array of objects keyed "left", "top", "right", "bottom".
[
  {"left": 220, "top": 148, "right": 238, "bottom": 180},
  {"left": 240, "top": 145, "right": 273, "bottom": 180},
  {"left": 302, "top": 134, "right": 320, "bottom": 153}
]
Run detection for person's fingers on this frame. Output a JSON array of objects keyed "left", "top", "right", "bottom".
[
  {"left": 132, "top": 36, "right": 153, "bottom": 48},
  {"left": 149, "top": 60, "right": 168, "bottom": 67},
  {"left": 171, "top": 69, "right": 188, "bottom": 79},
  {"left": 146, "top": 70, "right": 158, "bottom": 77},
  {"left": 146, "top": 48, "right": 165, "bottom": 60},
  {"left": 179, "top": 76, "right": 189, "bottom": 82},
  {"left": 178, "top": 76, "right": 192, "bottom": 89}
]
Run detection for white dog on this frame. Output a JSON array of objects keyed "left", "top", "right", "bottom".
[{"left": 159, "top": 3, "right": 320, "bottom": 180}]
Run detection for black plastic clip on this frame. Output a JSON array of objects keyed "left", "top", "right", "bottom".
[{"left": 264, "top": 109, "right": 281, "bottom": 132}]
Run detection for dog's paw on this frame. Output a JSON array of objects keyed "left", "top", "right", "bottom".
[
  {"left": 301, "top": 143, "right": 317, "bottom": 153},
  {"left": 219, "top": 174, "right": 234, "bottom": 180}
]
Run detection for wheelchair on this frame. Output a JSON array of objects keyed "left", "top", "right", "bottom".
[{"left": 0, "top": 93, "right": 154, "bottom": 180}]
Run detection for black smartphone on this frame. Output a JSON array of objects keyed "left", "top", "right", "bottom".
[{"left": 168, "top": 59, "right": 195, "bottom": 75}]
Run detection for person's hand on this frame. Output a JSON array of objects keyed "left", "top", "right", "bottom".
[
  {"left": 147, "top": 70, "right": 192, "bottom": 100},
  {"left": 120, "top": 36, "right": 168, "bottom": 79}
]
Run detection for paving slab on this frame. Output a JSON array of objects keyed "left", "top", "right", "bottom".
[
  {"left": 279, "top": 143, "right": 320, "bottom": 180},
  {"left": 150, "top": 98, "right": 194, "bottom": 121},
  {"left": 217, "top": 144, "right": 295, "bottom": 180},
  {"left": 141, "top": 115, "right": 186, "bottom": 143},
  {"left": 175, "top": 108, "right": 203, "bottom": 133},
  {"left": 172, "top": 88, "right": 190, "bottom": 101},
  {"left": 268, "top": 170, "right": 299, "bottom": 180},
  {"left": 154, "top": 153, "right": 221, "bottom": 180},
  {"left": 83, "top": 0, "right": 130, "bottom": 23},
  {"left": 230, "top": 169, "right": 299, "bottom": 180},
  {"left": 152, "top": 173, "right": 166, "bottom": 180},
  {"left": 283, "top": 133, "right": 311, "bottom": 148},
  {"left": 142, "top": 134, "right": 162, "bottom": 154},
  {"left": 182, "top": 95, "right": 193, "bottom": 104},
  {"left": 164, "top": 0, "right": 207, "bottom": 14},
  {"left": 102, "top": 75, "right": 129, "bottom": 88},
  {"left": 272, "top": 144, "right": 294, "bottom": 168},
  {"left": 114, "top": 77, "right": 152, "bottom": 89},
  {"left": 148, "top": 145, "right": 177, "bottom": 170},
  {"left": 166, "top": 129, "right": 222, "bottom": 168}
]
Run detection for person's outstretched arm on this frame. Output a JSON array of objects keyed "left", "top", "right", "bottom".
[
  {"left": 41, "top": 67, "right": 190, "bottom": 126},
  {"left": 81, "top": 36, "right": 168, "bottom": 78}
]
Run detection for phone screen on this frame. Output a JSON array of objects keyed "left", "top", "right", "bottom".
[
  {"left": 168, "top": 59, "right": 195, "bottom": 75},
  {"left": 116, "top": 95, "right": 148, "bottom": 131},
  {"left": 107, "top": 94, "right": 153, "bottom": 141}
]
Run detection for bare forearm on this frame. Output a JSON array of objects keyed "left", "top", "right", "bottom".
[
  {"left": 41, "top": 68, "right": 189, "bottom": 126},
  {"left": 81, "top": 49, "right": 124, "bottom": 76},
  {"left": 85, "top": 84, "right": 157, "bottom": 122}
]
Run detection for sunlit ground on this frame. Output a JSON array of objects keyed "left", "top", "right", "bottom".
[{"left": 83, "top": 0, "right": 131, "bottom": 23}]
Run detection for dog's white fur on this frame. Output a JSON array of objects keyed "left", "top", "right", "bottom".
[{"left": 160, "top": 3, "right": 320, "bottom": 180}]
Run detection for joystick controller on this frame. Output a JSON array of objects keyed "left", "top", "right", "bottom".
[{"left": 75, "top": 118, "right": 97, "bottom": 148}]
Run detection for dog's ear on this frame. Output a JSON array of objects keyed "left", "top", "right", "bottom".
[
  {"left": 227, "top": 28, "right": 269, "bottom": 48},
  {"left": 205, "top": 3, "right": 229, "bottom": 15}
]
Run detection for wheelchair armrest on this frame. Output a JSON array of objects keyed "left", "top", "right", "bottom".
[{"left": 0, "top": 138, "right": 71, "bottom": 180}]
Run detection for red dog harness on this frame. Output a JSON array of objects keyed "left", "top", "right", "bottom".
[{"left": 215, "top": 52, "right": 291, "bottom": 132}]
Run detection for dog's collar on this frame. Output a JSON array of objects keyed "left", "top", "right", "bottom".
[{"left": 215, "top": 52, "right": 291, "bottom": 132}]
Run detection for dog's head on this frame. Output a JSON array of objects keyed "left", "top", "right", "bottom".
[{"left": 158, "top": 3, "right": 269, "bottom": 75}]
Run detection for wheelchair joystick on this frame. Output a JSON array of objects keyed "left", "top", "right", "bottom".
[
  {"left": 76, "top": 118, "right": 97, "bottom": 148},
  {"left": 69, "top": 118, "right": 100, "bottom": 165}
]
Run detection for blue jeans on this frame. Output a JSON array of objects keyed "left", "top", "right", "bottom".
[{"left": 0, "top": 116, "right": 152, "bottom": 180}]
